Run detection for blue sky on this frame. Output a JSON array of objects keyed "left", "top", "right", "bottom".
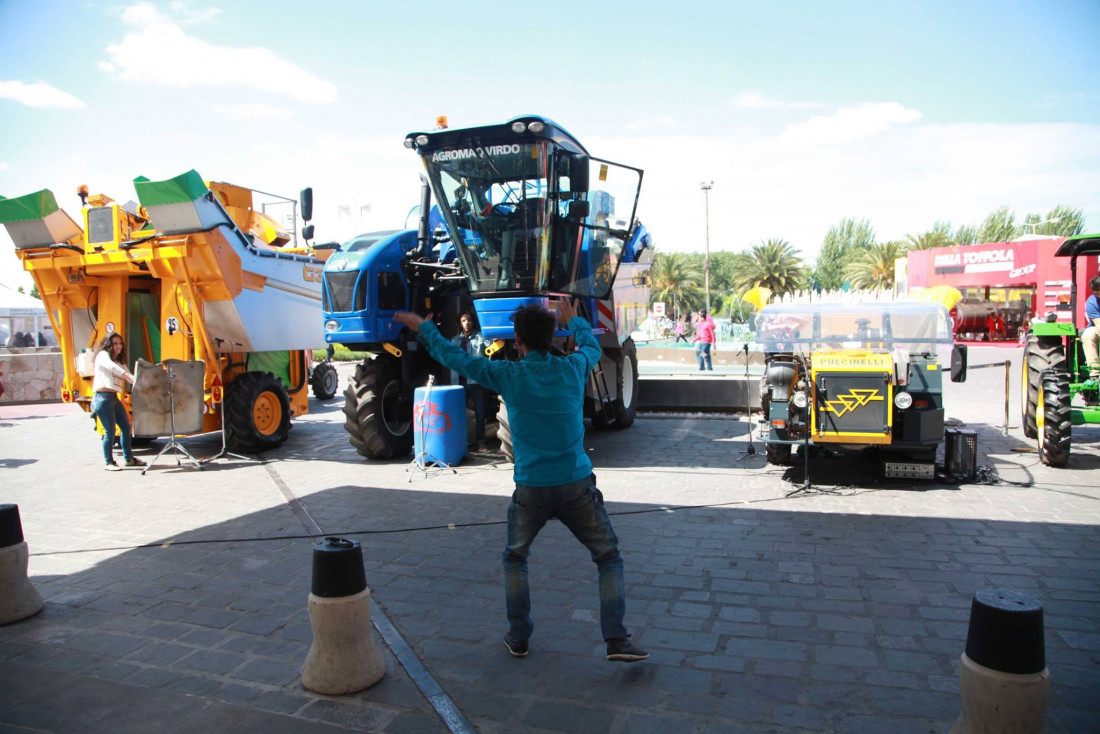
[{"left": 2, "top": 0, "right": 1098, "bottom": 289}]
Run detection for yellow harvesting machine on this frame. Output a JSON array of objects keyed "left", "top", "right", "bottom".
[{"left": 0, "top": 170, "right": 336, "bottom": 453}]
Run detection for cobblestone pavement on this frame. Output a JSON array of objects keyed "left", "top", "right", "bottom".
[{"left": 1, "top": 347, "right": 1098, "bottom": 733}]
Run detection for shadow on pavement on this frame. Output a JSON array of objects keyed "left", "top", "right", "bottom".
[{"left": 2, "top": 481, "right": 1097, "bottom": 734}]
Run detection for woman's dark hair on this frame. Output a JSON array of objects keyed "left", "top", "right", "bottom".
[
  {"left": 1090, "top": 274, "right": 1100, "bottom": 291},
  {"left": 96, "top": 333, "right": 126, "bottom": 364},
  {"left": 511, "top": 305, "right": 556, "bottom": 354}
]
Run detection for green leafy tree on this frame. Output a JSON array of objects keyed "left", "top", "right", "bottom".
[
  {"left": 844, "top": 240, "right": 909, "bottom": 290},
  {"left": 1020, "top": 205, "right": 1085, "bottom": 238},
  {"left": 812, "top": 218, "right": 875, "bottom": 290},
  {"left": 905, "top": 230, "right": 954, "bottom": 250},
  {"left": 954, "top": 224, "right": 979, "bottom": 245},
  {"left": 649, "top": 252, "right": 704, "bottom": 315},
  {"left": 734, "top": 239, "right": 807, "bottom": 297},
  {"left": 977, "top": 206, "right": 1017, "bottom": 243},
  {"left": 29, "top": 284, "right": 40, "bottom": 299}
]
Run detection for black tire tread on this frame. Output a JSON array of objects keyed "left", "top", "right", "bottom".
[
  {"left": 1038, "top": 370, "right": 1072, "bottom": 467},
  {"left": 1023, "top": 332, "right": 1066, "bottom": 439},
  {"left": 341, "top": 358, "right": 413, "bottom": 459},
  {"left": 497, "top": 397, "right": 514, "bottom": 463},
  {"left": 224, "top": 371, "right": 291, "bottom": 454},
  {"left": 310, "top": 361, "right": 339, "bottom": 401}
]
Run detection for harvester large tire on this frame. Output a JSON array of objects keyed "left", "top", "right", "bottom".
[
  {"left": 591, "top": 339, "right": 639, "bottom": 430},
  {"left": 1037, "top": 370, "right": 1071, "bottom": 467},
  {"left": 765, "top": 442, "right": 792, "bottom": 466},
  {"left": 497, "top": 397, "right": 514, "bottom": 463},
  {"left": 1022, "top": 332, "right": 1066, "bottom": 439},
  {"left": 224, "top": 371, "right": 292, "bottom": 454},
  {"left": 342, "top": 358, "right": 413, "bottom": 459},
  {"left": 310, "top": 361, "right": 339, "bottom": 401}
]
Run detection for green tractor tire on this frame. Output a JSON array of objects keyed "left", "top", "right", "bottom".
[
  {"left": 1022, "top": 332, "right": 1066, "bottom": 439},
  {"left": 1037, "top": 370, "right": 1072, "bottom": 467}
]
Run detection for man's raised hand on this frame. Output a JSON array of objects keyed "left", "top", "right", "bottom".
[
  {"left": 394, "top": 311, "right": 430, "bottom": 333},
  {"left": 553, "top": 298, "right": 579, "bottom": 327}
]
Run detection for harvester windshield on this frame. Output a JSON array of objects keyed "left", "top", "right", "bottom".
[
  {"left": 756, "top": 301, "right": 955, "bottom": 355},
  {"left": 410, "top": 117, "right": 642, "bottom": 300}
]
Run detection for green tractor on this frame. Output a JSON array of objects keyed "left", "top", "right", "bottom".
[{"left": 1021, "top": 233, "right": 1100, "bottom": 466}]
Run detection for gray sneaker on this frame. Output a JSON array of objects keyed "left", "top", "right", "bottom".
[
  {"left": 105, "top": 463, "right": 122, "bottom": 472},
  {"left": 606, "top": 636, "right": 649, "bottom": 662}
]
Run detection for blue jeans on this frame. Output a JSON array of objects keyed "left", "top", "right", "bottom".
[
  {"left": 503, "top": 474, "right": 627, "bottom": 641},
  {"left": 91, "top": 392, "right": 134, "bottom": 465},
  {"left": 696, "top": 342, "right": 712, "bottom": 370}
]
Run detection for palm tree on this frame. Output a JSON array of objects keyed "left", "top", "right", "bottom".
[
  {"left": 844, "top": 240, "right": 909, "bottom": 290},
  {"left": 649, "top": 252, "right": 704, "bottom": 315},
  {"left": 905, "top": 230, "right": 954, "bottom": 250},
  {"left": 734, "top": 239, "right": 807, "bottom": 297}
]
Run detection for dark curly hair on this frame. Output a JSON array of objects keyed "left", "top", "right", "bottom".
[
  {"left": 511, "top": 305, "right": 556, "bottom": 354},
  {"left": 95, "top": 332, "right": 127, "bottom": 365}
]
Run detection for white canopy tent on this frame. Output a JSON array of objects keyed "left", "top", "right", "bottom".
[{"left": 0, "top": 282, "right": 54, "bottom": 346}]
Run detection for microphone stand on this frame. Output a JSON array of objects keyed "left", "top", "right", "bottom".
[{"left": 737, "top": 342, "right": 758, "bottom": 461}]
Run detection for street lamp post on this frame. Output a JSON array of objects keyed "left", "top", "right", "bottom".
[{"left": 700, "top": 181, "right": 713, "bottom": 314}]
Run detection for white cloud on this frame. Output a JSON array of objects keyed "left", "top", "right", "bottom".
[
  {"left": 0, "top": 162, "right": 9, "bottom": 170},
  {"left": 101, "top": 2, "right": 337, "bottom": 104},
  {"left": 585, "top": 114, "right": 1099, "bottom": 262},
  {"left": 166, "top": 1, "right": 223, "bottom": 25},
  {"left": 731, "top": 91, "right": 826, "bottom": 111},
  {"left": 626, "top": 116, "right": 677, "bottom": 133},
  {"left": 218, "top": 103, "right": 289, "bottom": 121},
  {"left": 779, "top": 102, "right": 922, "bottom": 147},
  {"left": 0, "top": 80, "right": 86, "bottom": 109}
]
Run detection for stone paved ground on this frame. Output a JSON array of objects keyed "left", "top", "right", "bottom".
[{"left": 1, "top": 347, "right": 1098, "bottom": 733}]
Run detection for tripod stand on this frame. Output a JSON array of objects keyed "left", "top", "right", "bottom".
[
  {"left": 143, "top": 362, "right": 202, "bottom": 474},
  {"left": 737, "top": 343, "right": 758, "bottom": 461},
  {"left": 407, "top": 375, "right": 457, "bottom": 481},
  {"left": 200, "top": 391, "right": 255, "bottom": 466}
]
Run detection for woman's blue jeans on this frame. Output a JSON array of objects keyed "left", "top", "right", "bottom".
[
  {"left": 696, "top": 342, "right": 713, "bottom": 370},
  {"left": 91, "top": 392, "right": 133, "bottom": 465},
  {"left": 503, "top": 474, "right": 627, "bottom": 642}
]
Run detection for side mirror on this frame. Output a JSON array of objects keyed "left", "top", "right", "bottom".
[
  {"left": 569, "top": 153, "right": 589, "bottom": 194},
  {"left": 950, "top": 343, "right": 968, "bottom": 383},
  {"left": 300, "top": 187, "right": 313, "bottom": 222},
  {"left": 568, "top": 200, "right": 590, "bottom": 220},
  {"left": 302, "top": 224, "right": 315, "bottom": 242}
]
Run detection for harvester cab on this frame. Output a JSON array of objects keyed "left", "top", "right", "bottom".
[
  {"left": 1020, "top": 233, "right": 1100, "bottom": 466},
  {"left": 327, "top": 115, "right": 652, "bottom": 461}
]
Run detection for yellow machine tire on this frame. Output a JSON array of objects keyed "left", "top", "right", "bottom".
[
  {"left": 765, "top": 441, "right": 792, "bottom": 466},
  {"left": 342, "top": 357, "right": 413, "bottom": 459},
  {"left": 224, "top": 371, "right": 292, "bottom": 454},
  {"left": 497, "top": 397, "right": 514, "bottom": 463}
]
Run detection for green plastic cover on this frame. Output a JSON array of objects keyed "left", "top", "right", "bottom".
[
  {"left": 133, "top": 170, "right": 209, "bottom": 208},
  {"left": 247, "top": 351, "right": 292, "bottom": 388},
  {"left": 0, "top": 189, "right": 60, "bottom": 223}
]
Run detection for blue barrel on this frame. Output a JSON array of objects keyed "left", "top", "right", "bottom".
[{"left": 413, "top": 385, "right": 466, "bottom": 466}]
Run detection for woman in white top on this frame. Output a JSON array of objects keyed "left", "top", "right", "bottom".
[{"left": 91, "top": 333, "right": 145, "bottom": 470}]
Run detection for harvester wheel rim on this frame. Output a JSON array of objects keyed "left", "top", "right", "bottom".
[
  {"left": 253, "top": 390, "right": 284, "bottom": 436},
  {"left": 381, "top": 380, "right": 411, "bottom": 436}
]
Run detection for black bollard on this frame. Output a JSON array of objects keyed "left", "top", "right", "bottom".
[
  {"left": 300, "top": 537, "right": 384, "bottom": 694},
  {"left": 949, "top": 589, "right": 1050, "bottom": 734},
  {"left": 0, "top": 504, "right": 44, "bottom": 625}
]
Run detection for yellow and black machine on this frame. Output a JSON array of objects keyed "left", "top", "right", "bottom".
[
  {"left": 0, "top": 170, "right": 337, "bottom": 453},
  {"left": 756, "top": 301, "right": 965, "bottom": 478}
]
